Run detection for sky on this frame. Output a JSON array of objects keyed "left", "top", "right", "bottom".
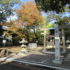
[{"left": 21, "top": 0, "right": 31, "bottom": 2}]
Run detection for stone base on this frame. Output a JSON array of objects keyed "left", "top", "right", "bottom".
[{"left": 53, "top": 59, "right": 63, "bottom": 64}]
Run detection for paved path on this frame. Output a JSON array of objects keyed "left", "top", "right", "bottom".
[
  {"left": 0, "top": 63, "right": 52, "bottom": 70},
  {"left": 0, "top": 64, "right": 27, "bottom": 70}
]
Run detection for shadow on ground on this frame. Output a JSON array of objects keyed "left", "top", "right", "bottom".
[{"left": 0, "top": 63, "right": 53, "bottom": 70}]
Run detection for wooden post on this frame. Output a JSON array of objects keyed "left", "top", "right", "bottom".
[{"left": 53, "top": 24, "right": 62, "bottom": 64}]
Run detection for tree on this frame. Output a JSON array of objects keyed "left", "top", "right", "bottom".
[
  {"left": 0, "top": 0, "right": 20, "bottom": 45},
  {"left": 7, "top": 20, "right": 24, "bottom": 37},
  {"left": 3, "top": 20, "right": 25, "bottom": 45},
  {"left": 17, "top": 2, "right": 42, "bottom": 26},
  {"left": 0, "top": 12, "right": 6, "bottom": 23},
  {"left": 16, "top": 2, "right": 43, "bottom": 42},
  {"left": 35, "top": 0, "right": 70, "bottom": 13},
  {"left": 56, "top": 17, "right": 70, "bottom": 28},
  {"left": 0, "top": 0, "right": 20, "bottom": 24}
]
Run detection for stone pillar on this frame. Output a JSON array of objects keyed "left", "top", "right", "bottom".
[
  {"left": 61, "top": 28, "right": 66, "bottom": 53},
  {"left": 53, "top": 24, "right": 62, "bottom": 64}
]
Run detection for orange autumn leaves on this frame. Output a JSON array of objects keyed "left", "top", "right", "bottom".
[{"left": 17, "top": 2, "right": 42, "bottom": 26}]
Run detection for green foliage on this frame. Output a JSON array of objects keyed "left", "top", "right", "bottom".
[
  {"left": 35, "top": 0, "right": 70, "bottom": 13},
  {"left": 0, "top": 0, "right": 20, "bottom": 5},
  {"left": 46, "top": 23, "right": 54, "bottom": 28},
  {"left": 12, "top": 33, "right": 22, "bottom": 45},
  {"left": 35, "top": 29, "right": 44, "bottom": 45},
  {"left": 24, "top": 29, "right": 44, "bottom": 44},
  {"left": 0, "top": 12, "right": 6, "bottom": 23},
  {"left": 56, "top": 17, "right": 70, "bottom": 25},
  {"left": 0, "top": 0, "right": 20, "bottom": 24}
]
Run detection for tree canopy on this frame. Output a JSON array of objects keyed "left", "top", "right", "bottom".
[
  {"left": 17, "top": 2, "right": 43, "bottom": 26},
  {"left": 57, "top": 17, "right": 70, "bottom": 25},
  {"left": 16, "top": 2, "right": 44, "bottom": 42},
  {"left": 0, "top": 0, "right": 20, "bottom": 24},
  {"left": 35, "top": 0, "right": 70, "bottom": 13}
]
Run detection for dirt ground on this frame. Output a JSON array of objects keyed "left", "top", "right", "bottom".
[
  {"left": 0, "top": 46, "right": 22, "bottom": 53},
  {"left": 0, "top": 46, "right": 54, "bottom": 70}
]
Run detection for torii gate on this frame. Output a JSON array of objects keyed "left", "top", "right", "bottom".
[{"left": 43, "top": 24, "right": 66, "bottom": 64}]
